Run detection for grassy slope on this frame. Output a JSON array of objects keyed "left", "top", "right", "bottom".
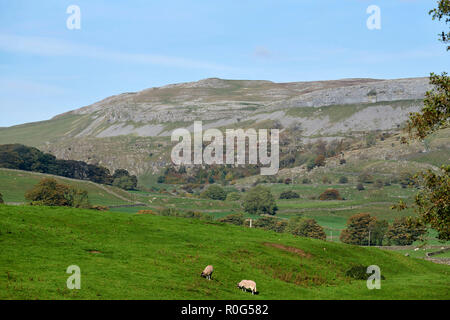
[
  {"left": 0, "top": 205, "right": 448, "bottom": 300},
  {"left": 0, "top": 168, "right": 134, "bottom": 206}
]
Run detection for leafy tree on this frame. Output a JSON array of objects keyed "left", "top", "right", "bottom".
[
  {"left": 25, "top": 178, "right": 90, "bottom": 208},
  {"left": 289, "top": 218, "right": 326, "bottom": 240},
  {"left": 319, "top": 188, "right": 341, "bottom": 200},
  {"left": 395, "top": 1, "right": 450, "bottom": 240},
  {"left": 279, "top": 190, "right": 300, "bottom": 199},
  {"left": 201, "top": 185, "right": 227, "bottom": 200},
  {"left": 225, "top": 192, "right": 241, "bottom": 201},
  {"left": 340, "top": 213, "right": 376, "bottom": 245},
  {"left": 242, "top": 186, "right": 278, "bottom": 215},
  {"left": 369, "top": 219, "right": 389, "bottom": 246},
  {"left": 386, "top": 217, "right": 427, "bottom": 245}
]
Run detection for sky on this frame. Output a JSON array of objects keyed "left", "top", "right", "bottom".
[{"left": 0, "top": 0, "right": 448, "bottom": 127}]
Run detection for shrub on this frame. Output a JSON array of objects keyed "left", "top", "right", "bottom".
[
  {"left": 91, "top": 205, "right": 109, "bottom": 211},
  {"left": 345, "top": 265, "right": 386, "bottom": 280},
  {"left": 322, "top": 176, "right": 331, "bottom": 184},
  {"left": 137, "top": 209, "right": 155, "bottom": 215},
  {"left": 339, "top": 158, "right": 347, "bottom": 165},
  {"left": 358, "top": 172, "right": 374, "bottom": 184},
  {"left": 157, "top": 176, "right": 165, "bottom": 183},
  {"left": 242, "top": 186, "right": 278, "bottom": 215},
  {"left": 284, "top": 178, "right": 292, "bottom": 185},
  {"left": 201, "top": 185, "right": 227, "bottom": 200},
  {"left": 314, "top": 154, "right": 326, "bottom": 167},
  {"left": 0, "top": 192, "right": 3, "bottom": 204},
  {"left": 340, "top": 213, "right": 376, "bottom": 245},
  {"left": 254, "top": 216, "right": 287, "bottom": 233},
  {"left": 279, "top": 190, "right": 300, "bottom": 199},
  {"left": 217, "top": 213, "right": 244, "bottom": 225},
  {"left": 386, "top": 217, "right": 427, "bottom": 245},
  {"left": 288, "top": 218, "right": 326, "bottom": 240},
  {"left": 226, "top": 192, "right": 241, "bottom": 201},
  {"left": 339, "top": 176, "right": 348, "bottom": 184},
  {"left": 319, "top": 188, "right": 341, "bottom": 200},
  {"left": 25, "top": 178, "right": 90, "bottom": 208},
  {"left": 356, "top": 183, "right": 365, "bottom": 191}
]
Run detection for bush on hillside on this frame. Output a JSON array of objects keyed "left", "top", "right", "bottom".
[
  {"left": 218, "top": 213, "right": 245, "bottom": 225},
  {"left": 242, "top": 186, "right": 278, "bottom": 215},
  {"left": 25, "top": 178, "right": 90, "bottom": 208},
  {"left": 386, "top": 217, "right": 427, "bottom": 245},
  {"left": 279, "top": 190, "right": 300, "bottom": 199},
  {"left": 253, "top": 216, "right": 287, "bottom": 233},
  {"left": 345, "top": 265, "right": 386, "bottom": 280},
  {"left": 0, "top": 192, "right": 3, "bottom": 204},
  {"left": 356, "top": 183, "right": 365, "bottom": 191},
  {"left": 319, "top": 189, "right": 341, "bottom": 200},
  {"left": 288, "top": 218, "right": 326, "bottom": 240},
  {"left": 340, "top": 213, "right": 376, "bottom": 245},
  {"left": 201, "top": 185, "right": 227, "bottom": 200},
  {"left": 358, "top": 172, "right": 374, "bottom": 184},
  {"left": 226, "top": 192, "right": 241, "bottom": 201},
  {"left": 339, "top": 176, "right": 349, "bottom": 184}
]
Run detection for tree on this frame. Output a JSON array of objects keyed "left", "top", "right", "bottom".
[
  {"left": 242, "top": 186, "right": 278, "bottom": 215},
  {"left": 226, "top": 192, "right": 241, "bottom": 201},
  {"left": 340, "top": 213, "right": 376, "bottom": 245},
  {"left": 0, "top": 192, "right": 3, "bottom": 204},
  {"left": 319, "top": 188, "right": 341, "bottom": 200},
  {"left": 253, "top": 216, "right": 287, "bottom": 232},
  {"left": 396, "top": 1, "right": 450, "bottom": 240},
  {"left": 289, "top": 218, "right": 326, "bottom": 240},
  {"left": 279, "top": 190, "right": 300, "bottom": 199},
  {"left": 386, "top": 217, "right": 427, "bottom": 245},
  {"left": 356, "top": 183, "right": 365, "bottom": 191},
  {"left": 339, "top": 176, "right": 348, "bottom": 184},
  {"left": 25, "top": 178, "right": 90, "bottom": 208},
  {"left": 217, "top": 213, "right": 245, "bottom": 225},
  {"left": 201, "top": 185, "right": 227, "bottom": 200},
  {"left": 369, "top": 220, "right": 389, "bottom": 246}
]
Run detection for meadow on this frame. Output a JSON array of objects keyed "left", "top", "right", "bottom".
[{"left": 0, "top": 205, "right": 448, "bottom": 300}]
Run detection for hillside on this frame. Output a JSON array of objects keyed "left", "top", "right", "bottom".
[
  {"left": 0, "top": 205, "right": 448, "bottom": 299},
  {"left": 0, "top": 77, "right": 439, "bottom": 179},
  {"left": 0, "top": 168, "right": 136, "bottom": 206}
]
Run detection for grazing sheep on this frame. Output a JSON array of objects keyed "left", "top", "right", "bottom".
[
  {"left": 237, "top": 280, "right": 257, "bottom": 295},
  {"left": 201, "top": 265, "right": 214, "bottom": 280}
]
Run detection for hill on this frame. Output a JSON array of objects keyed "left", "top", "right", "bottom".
[
  {"left": 0, "top": 77, "right": 438, "bottom": 180},
  {"left": 0, "top": 205, "right": 448, "bottom": 299},
  {"left": 0, "top": 168, "right": 136, "bottom": 206}
]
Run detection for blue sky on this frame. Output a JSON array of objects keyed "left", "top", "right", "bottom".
[{"left": 0, "top": 0, "right": 448, "bottom": 127}]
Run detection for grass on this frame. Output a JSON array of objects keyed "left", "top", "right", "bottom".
[
  {"left": 0, "top": 205, "right": 448, "bottom": 300},
  {"left": 0, "top": 168, "right": 134, "bottom": 206}
]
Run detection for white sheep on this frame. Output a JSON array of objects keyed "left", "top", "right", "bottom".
[
  {"left": 201, "top": 265, "right": 214, "bottom": 280},
  {"left": 237, "top": 280, "right": 257, "bottom": 295}
]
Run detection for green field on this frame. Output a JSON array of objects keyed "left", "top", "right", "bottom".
[
  {"left": 0, "top": 205, "right": 448, "bottom": 300},
  {"left": 0, "top": 168, "right": 135, "bottom": 206}
]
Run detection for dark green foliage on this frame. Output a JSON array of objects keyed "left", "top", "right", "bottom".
[
  {"left": 356, "top": 183, "right": 365, "bottom": 191},
  {"left": 242, "top": 186, "right": 278, "bottom": 215},
  {"left": 157, "top": 176, "right": 166, "bottom": 183},
  {"left": 288, "top": 218, "right": 326, "bottom": 240},
  {"left": 0, "top": 144, "right": 134, "bottom": 190},
  {"left": 339, "top": 176, "right": 348, "bottom": 184},
  {"left": 0, "top": 192, "right": 3, "bottom": 204},
  {"left": 253, "top": 216, "right": 287, "bottom": 233},
  {"left": 112, "top": 169, "right": 138, "bottom": 190},
  {"left": 340, "top": 213, "right": 376, "bottom": 245},
  {"left": 345, "top": 265, "right": 385, "bottom": 280},
  {"left": 201, "top": 185, "right": 227, "bottom": 200},
  {"left": 386, "top": 217, "right": 427, "bottom": 245},
  {"left": 369, "top": 220, "right": 389, "bottom": 246},
  {"left": 218, "top": 213, "right": 244, "bottom": 225},
  {"left": 279, "top": 190, "right": 300, "bottom": 199}
]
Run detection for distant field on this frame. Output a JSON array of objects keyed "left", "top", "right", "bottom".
[
  {"left": 0, "top": 168, "right": 134, "bottom": 206},
  {"left": 0, "top": 205, "right": 448, "bottom": 300}
]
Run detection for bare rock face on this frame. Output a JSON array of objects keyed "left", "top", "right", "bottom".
[{"left": 5, "top": 77, "right": 433, "bottom": 176}]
